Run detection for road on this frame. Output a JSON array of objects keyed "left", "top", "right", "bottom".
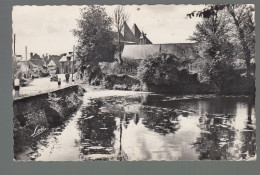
[{"left": 13, "top": 74, "right": 76, "bottom": 98}]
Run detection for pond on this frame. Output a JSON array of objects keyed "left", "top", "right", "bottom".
[{"left": 35, "top": 90, "right": 256, "bottom": 161}]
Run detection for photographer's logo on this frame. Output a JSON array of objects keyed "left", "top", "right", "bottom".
[{"left": 31, "top": 125, "right": 46, "bottom": 138}]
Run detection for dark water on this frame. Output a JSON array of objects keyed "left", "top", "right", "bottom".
[
  {"left": 34, "top": 91, "right": 255, "bottom": 161},
  {"left": 75, "top": 93, "right": 256, "bottom": 161}
]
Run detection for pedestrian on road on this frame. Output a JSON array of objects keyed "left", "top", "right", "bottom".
[
  {"left": 58, "top": 78, "right": 61, "bottom": 88},
  {"left": 14, "top": 78, "right": 20, "bottom": 97},
  {"left": 65, "top": 73, "right": 70, "bottom": 83}
]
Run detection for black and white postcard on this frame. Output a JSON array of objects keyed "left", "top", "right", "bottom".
[{"left": 12, "top": 4, "right": 256, "bottom": 161}]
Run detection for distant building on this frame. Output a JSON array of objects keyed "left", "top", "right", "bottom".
[
  {"left": 15, "top": 55, "right": 23, "bottom": 62},
  {"left": 58, "top": 52, "right": 75, "bottom": 74},
  {"left": 30, "top": 52, "right": 42, "bottom": 60},
  {"left": 115, "top": 22, "right": 153, "bottom": 47},
  {"left": 47, "top": 55, "right": 62, "bottom": 74},
  {"left": 121, "top": 43, "right": 199, "bottom": 73}
]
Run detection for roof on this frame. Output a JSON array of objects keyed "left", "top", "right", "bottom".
[
  {"left": 28, "top": 59, "right": 45, "bottom": 67},
  {"left": 47, "top": 60, "right": 56, "bottom": 66},
  {"left": 59, "top": 55, "right": 74, "bottom": 62},
  {"left": 48, "top": 55, "right": 62, "bottom": 65},
  {"left": 122, "top": 22, "right": 139, "bottom": 44},
  {"left": 122, "top": 43, "right": 197, "bottom": 60},
  {"left": 113, "top": 22, "right": 152, "bottom": 44},
  {"left": 132, "top": 24, "right": 142, "bottom": 40}
]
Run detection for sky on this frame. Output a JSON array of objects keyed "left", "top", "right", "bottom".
[{"left": 12, "top": 5, "right": 205, "bottom": 60}]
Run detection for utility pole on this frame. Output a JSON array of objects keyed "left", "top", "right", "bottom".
[
  {"left": 14, "top": 34, "right": 16, "bottom": 56},
  {"left": 25, "top": 46, "right": 28, "bottom": 78},
  {"left": 72, "top": 45, "right": 75, "bottom": 82}
]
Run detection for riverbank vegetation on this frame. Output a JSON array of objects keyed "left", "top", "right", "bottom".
[{"left": 73, "top": 5, "right": 255, "bottom": 96}]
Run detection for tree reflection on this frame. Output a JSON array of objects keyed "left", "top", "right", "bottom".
[
  {"left": 78, "top": 99, "right": 117, "bottom": 161},
  {"left": 77, "top": 94, "right": 255, "bottom": 161},
  {"left": 141, "top": 106, "right": 181, "bottom": 135},
  {"left": 193, "top": 97, "right": 256, "bottom": 160},
  {"left": 239, "top": 98, "right": 256, "bottom": 159},
  {"left": 193, "top": 115, "right": 236, "bottom": 160}
]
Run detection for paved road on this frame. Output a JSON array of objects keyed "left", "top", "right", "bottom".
[{"left": 13, "top": 74, "right": 76, "bottom": 98}]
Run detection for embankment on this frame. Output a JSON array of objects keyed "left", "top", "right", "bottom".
[{"left": 13, "top": 85, "right": 83, "bottom": 159}]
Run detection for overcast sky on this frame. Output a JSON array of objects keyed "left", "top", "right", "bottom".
[{"left": 12, "top": 5, "right": 204, "bottom": 59}]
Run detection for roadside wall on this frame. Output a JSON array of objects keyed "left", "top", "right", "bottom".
[{"left": 13, "top": 85, "right": 83, "bottom": 158}]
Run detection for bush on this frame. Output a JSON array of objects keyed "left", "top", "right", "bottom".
[
  {"left": 137, "top": 53, "right": 180, "bottom": 88},
  {"left": 136, "top": 52, "right": 216, "bottom": 94},
  {"left": 103, "top": 74, "right": 140, "bottom": 90},
  {"left": 100, "top": 57, "right": 139, "bottom": 75},
  {"left": 113, "top": 84, "right": 128, "bottom": 90},
  {"left": 131, "top": 84, "right": 141, "bottom": 91}
]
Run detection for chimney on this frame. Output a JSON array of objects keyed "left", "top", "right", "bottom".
[{"left": 30, "top": 52, "right": 33, "bottom": 59}]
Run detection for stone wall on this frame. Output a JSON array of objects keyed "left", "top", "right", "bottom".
[{"left": 13, "top": 85, "right": 83, "bottom": 158}]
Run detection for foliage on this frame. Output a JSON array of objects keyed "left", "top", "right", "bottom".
[
  {"left": 189, "top": 12, "right": 236, "bottom": 82},
  {"left": 73, "top": 5, "right": 117, "bottom": 83},
  {"left": 12, "top": 56, "right": 22, "bottom": 79},
  {"left": 188, "top": 4, "right": 255, "bottom": 74},
  {"left": 208, "top": 56, "right": 238, "bottom": 92},
  {"left": 103, "top": 74, "right": 140, "bottom": 90},
  {"left": 131, "top": 84, "right": 141, "bottom": 91},
  {"left": 137, "top": 53, "right": 181, "bottom": 87},
  {"left": 113, "top": 84, "right": 128, "bottom": 90},
  {"left": 100, "top": 57, "right": 139, "bottom": 75}
]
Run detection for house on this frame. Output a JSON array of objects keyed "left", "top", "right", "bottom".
[
  {"left": 28, "top": 59, "right": 46, "bottom": 72},
  {"left": 47, "top": 55, "right": 62, "bottom": 74},
  {"left": 15, "top": 55, "right": 23, "bottom": 62},
  {"left": 58, "top": 52, "right": 75, "bottom": 74}
]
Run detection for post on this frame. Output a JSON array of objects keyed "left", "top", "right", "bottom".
[
  {"left": 14, "top": 34, "right": 16, "bottom": 56},
  {"left": 25, "top": 46, "right": 28, "bottom": 78},
  {"left": 72, "top": 45, "right": 75, "bottom": 82}
]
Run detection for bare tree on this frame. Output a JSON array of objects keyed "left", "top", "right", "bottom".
[{"left": 113, "top": 5, "right": 129, "bottom": 64}]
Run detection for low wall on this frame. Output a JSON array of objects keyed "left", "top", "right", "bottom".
[{"left": 13, "top": 85, "right": 83, "bottom": 158}]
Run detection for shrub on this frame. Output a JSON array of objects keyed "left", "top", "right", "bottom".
[
  {"left": 113, "top": 84, "right": 128, "bottom": 90},
  {"left": 131, "top": 84, "right": 141, "bottom": 91},
  {"left": 137, "top": 53, "right": 180, "bottom": 87},
  {"left": 103, "top": 74, "right": 140, "bottom": 90}
]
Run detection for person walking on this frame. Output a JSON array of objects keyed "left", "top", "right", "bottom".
[
  {"left": 65, "top": 73, "right": 70, "bottom": 83},
  {"left": 14, "top": 78, "right": 20, "bottom": 97},
  {"left": 58, "top": 78, "right": 61, "bottom": 88}
]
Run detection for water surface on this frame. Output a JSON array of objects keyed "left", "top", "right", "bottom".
[{"left": 36, "top": 91, "right": 256, "bottom": 161}]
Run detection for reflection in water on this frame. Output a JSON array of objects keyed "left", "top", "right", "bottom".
[
  {"left": 76, "top": 94, "right": 255, "bottom": 161},
  {"left": 35, "top": 91, "right": 255, "bottom": 161}
]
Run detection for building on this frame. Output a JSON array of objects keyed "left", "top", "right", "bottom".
[
  {"left": 58, "top": 52, "right": 75, "bottom": 74},
  {"left": 119, "top": 22, "right": 198, "bottom": 68},
  {"left": 116, "top": 22, "right": 153, "bottom": 46},
  {"left": 121, "top": 43, "right": 199, "bottom": 74},
  {"left": 47, "top": 55, "right": 62, "bottom": 74}
]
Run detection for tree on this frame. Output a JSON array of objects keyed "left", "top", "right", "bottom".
[
  {"left": 189, "top": 11, "right": 236, "bottom": 81},
  {"left": 189, "top": 11, "right": 239, "bottom": 91},
  {"left": 187, "top": 4, "right": 255, "bottom": 75},
  {"left": 12, "top": 56, "right": 21, "bottom": 79},
  {"left": 73, "top": 5, "right": 116, "bottom": 84},
  {"left": 137, "top": 53, "right": 182, "bottom": 92},
  {"left": 113, "top": 5, "right": 129, "bottom": 64}
]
